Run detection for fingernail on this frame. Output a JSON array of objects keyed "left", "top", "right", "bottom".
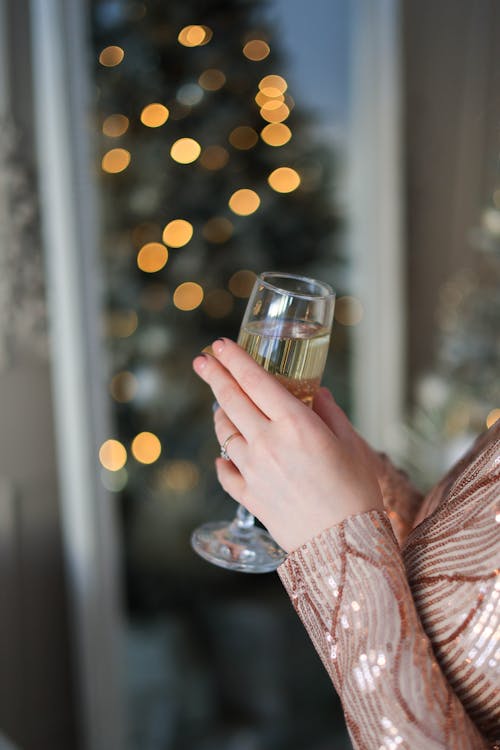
[
  {"left": 202, "top": 344, "right": 214, "bottom": 356},
  {"left": 193, "top": 354, "right": 208, "bottom": 371},
  {"left": 212, "top": 338, "right": 225, "bottom": 355},
  {"left": 212, "top": 400, "right": 220, "bottom": 413}
]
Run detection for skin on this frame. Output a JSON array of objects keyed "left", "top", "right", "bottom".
[{"left": 192, "top": 338, "right": 384, "bottom": 553}]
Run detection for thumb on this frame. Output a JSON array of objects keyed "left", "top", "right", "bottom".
[{"left": 313, "top": 388, "right": 355, "bottom": 441}]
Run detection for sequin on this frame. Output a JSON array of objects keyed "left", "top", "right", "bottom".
[{"left": 278, "top": 421, "right": 500, "bottom": 748}]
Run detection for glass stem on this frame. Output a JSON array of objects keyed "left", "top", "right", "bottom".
[{"left": 231, "top": 504, "right": 255, "bottom": 533}]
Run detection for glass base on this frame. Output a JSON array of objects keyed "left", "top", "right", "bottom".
[{"left": 191, "top": 520, "right": 287, "bottom": 573}]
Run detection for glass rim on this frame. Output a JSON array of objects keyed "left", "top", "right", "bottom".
[{"left": 258, "top": 271, "right": 336, "bottom": 301}]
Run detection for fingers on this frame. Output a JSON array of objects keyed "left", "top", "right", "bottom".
[
  {"left": 214, "top": 407, "right": 246, "bottom": 469},
  {"left": 210, "top": 338, "right": 303, "bottom": 421},
  {"left": 215, "top": 457, "right": 246, "bottom": 504},
  {"left": 193, "top": 351, "right": 267, "bottom": 440},
  {"left": 313, "top": 388, "right": 354, "bottom": 442}
]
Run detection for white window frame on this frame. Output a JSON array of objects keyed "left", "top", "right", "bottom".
[
  {"left": 349, "top": 0, "right": 405, "bottom": 449},
  {"left": 29, "top": 1, "right": 124, "bottom": 748}
]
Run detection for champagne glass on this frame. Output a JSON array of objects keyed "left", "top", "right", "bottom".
[{"left": 191, "top": 271, "right": 335, "bottom": 573}]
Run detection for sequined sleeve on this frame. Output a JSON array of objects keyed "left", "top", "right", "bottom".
[
  {"left": 376, "top": 453, "right": 424, "bottom": 545},
  {"left": 278, "top": 509, "right": 494, "bottom": 749}
]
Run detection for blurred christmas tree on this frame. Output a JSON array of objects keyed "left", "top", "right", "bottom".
[
  {"left": 91, "top": 0, "right": 345, "bottom": 591},
  {"left": 400, "top": 199, "right": 500, "bottom": 489}
]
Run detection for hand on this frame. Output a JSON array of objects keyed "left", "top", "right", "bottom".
[{"left": 193, "top": 338, "right": 383, "bottom": 553}]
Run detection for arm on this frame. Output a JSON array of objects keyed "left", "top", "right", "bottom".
[
  {"left": 192, "top": 339, "right": 494, "bottom": 749},
  {"left": 278, "top": 510, "right": 491, "bottom": 749}
]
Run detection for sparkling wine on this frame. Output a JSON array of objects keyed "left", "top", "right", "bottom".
[{"left": 238, "top": 319, "right": 330, "bottom": 407}]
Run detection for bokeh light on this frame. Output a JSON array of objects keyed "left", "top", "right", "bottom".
[
  {"left": 162, "top": 219, "right": 193, "bottom": 247},
  {"left": 268, "top": 167, "right": 300, "bottom": 193},
  {"left": 137, "top": 242, "right": 169, "bottom": 272},
  {"left": 260, "top": 103, "right": 290, "bottom": 123},
  {"left": 203, "top": 289, "right": 234, "bottom": 318},
  {"left": 200, "top": 145, "right": 229, "bottom": 170},
  {"left": 258, "top": 74, "right": 287, "bottom": 95},
  {"left": 255, "top": 90, "right": 284, "bottom": 108},
  {"left": 107, "top": 310, "right": 138, "bottom": 338},
  {"left": 110, "top": 371, "right": 138, "bottom": 403},
  {"left": 170, "top": 138, "right": 201, "bottom": 164},
  {"left": 335, "top": 296, "right": 364, "bottom": 326},
  {"left": 100, "top": 467, "right": 128, "bottom": 492},
  {"left": 202, "top": 217, "right": 233, "bottom": 243},
  {"left": 99, "top": 45, "right": 124, "bottom": 67},
  {"left": 486, "top": 408, "right": 500, "bottom": 429},
  {"left": 243, "top": 40, "right": 270, "bottom": 61},
  {"left": 102, "top": 148, "right": 131, "bottom": 173},
  {"left": 229, "top": 126, "right": 258, "bottom": 150},
  {"left": 102, "top": 114, "right": 129, "bottom": 137},
  {"left": 198, "top": 68, "right": 226, "bottom": 91},
  {"left": 173, "top": 282, "right": 204, "bottom": 311},
  {"left": 177, "top": 83, "right": 204, "bottom": 106},
  {"left": 228, "top": 189, "right": 260, "bottom": 216},
  {"left": 131, "top": 432, "right": 162, "bottom": 464},
  {"left": 99, "top": 439, "right": 127, "bottom": 471},
  {"left": 161, "top": 460, "right": 200, "bottom": 492},
  {"left": 228, "top": 269, "right": 257, "bottom": 298},
  {"left": 178, "top": 25, "right": 212, "bottom": 47},
  {"left": 261, "top": 123, "right": 292, "bottom": 147},
  {"left": 140, "top": 103, "right": 169, "bottom": 127}
]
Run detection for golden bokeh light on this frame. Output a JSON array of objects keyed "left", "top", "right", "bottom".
[
  {"left": 486, "top": 408, "right": 500, "bottom": 429},
  {"left": 255, "top": 90, "right": 284, "bottom": 107},
  {"left": 131, "top": 432, "right": 162, "bottom": 464},
  {"left": 228, "top": 269, "right": 257, "bottom": 298},
  {"left": 260, "top": 103, "right": 290, "bottom": 123},
  {"left": 107, "top": 310, "right": 138, "bottom": 338},
  {"left": 99, "top": 439, "right": 127, "bottom": 471},
  {"left": 202, "top": 216, "right": 233, "bottom": 243},
  {"left": 99, "top": 45, "right": 125, "bottom": 67},
  {"left": 102, "top": 148, "right": 131, "bottom": 173},
  {"left": 173, "top": 282, "right": 204, "bottom": 311},
  {"left": 261, "top": 123, "right": 292, "bottom": 147},
  {"left": 137, "top": 242, "right": 169, "bottom": 272},
  {"left": 198, "top": 68, "right": 226, "bottom": 91},
  {"left": 110, "top": 371, "right": 138, "bottom": 403},
  {"left": 102, "top": 114, "right": 129, "bottom": 137},
  {"left": 268, "top": 166, "right": 300, "bottom": 193},
  {"left": 162, "top": 219, "right": 193, "bottom": 248},
  {"left": 140, "top": 103, "right": 169, "bottom": 127},
  {"left": 243, "top": 40, "right": 270, "bottom": 61},
  {"left": 203, "top": 289, "right": 234, "bottom": 318},
  {"left": 260, "top": 98, "right": 285, "bottom": 112},
  {"left": 334, "top": 296, "right": 364, "bottom": 326},
  {"left": 258, "top": 74, "right": 287, "bottom": 94},
  {"left": 228, "top": 188, "right": 260, "bottom": 216},
  {"left": 178, "top": 25, "right": 212, "bottom": 47},
  {"left": 170, "top": 137, "right": 201, "bottom": 164},
  {"left": 229, "top": 126, "right": 258, "bottom": 150},
  {"left": 199, "top": 145, "right": 229, "bottom": 170},
  {"left": 161, "top": 460, "right": 200, "bottom": 492}
]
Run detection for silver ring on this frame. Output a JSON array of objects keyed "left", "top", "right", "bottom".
[{"left": 220, "top": 432, "right": 240, "bottom": 461}]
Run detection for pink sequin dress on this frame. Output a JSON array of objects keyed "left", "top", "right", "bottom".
[{"left": 278, "top": 421, "right": 500, "bottom": 749}]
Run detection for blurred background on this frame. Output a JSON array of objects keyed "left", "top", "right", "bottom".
[{"left": 0, "top": 0, "right": 498, "bottom": 749}]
